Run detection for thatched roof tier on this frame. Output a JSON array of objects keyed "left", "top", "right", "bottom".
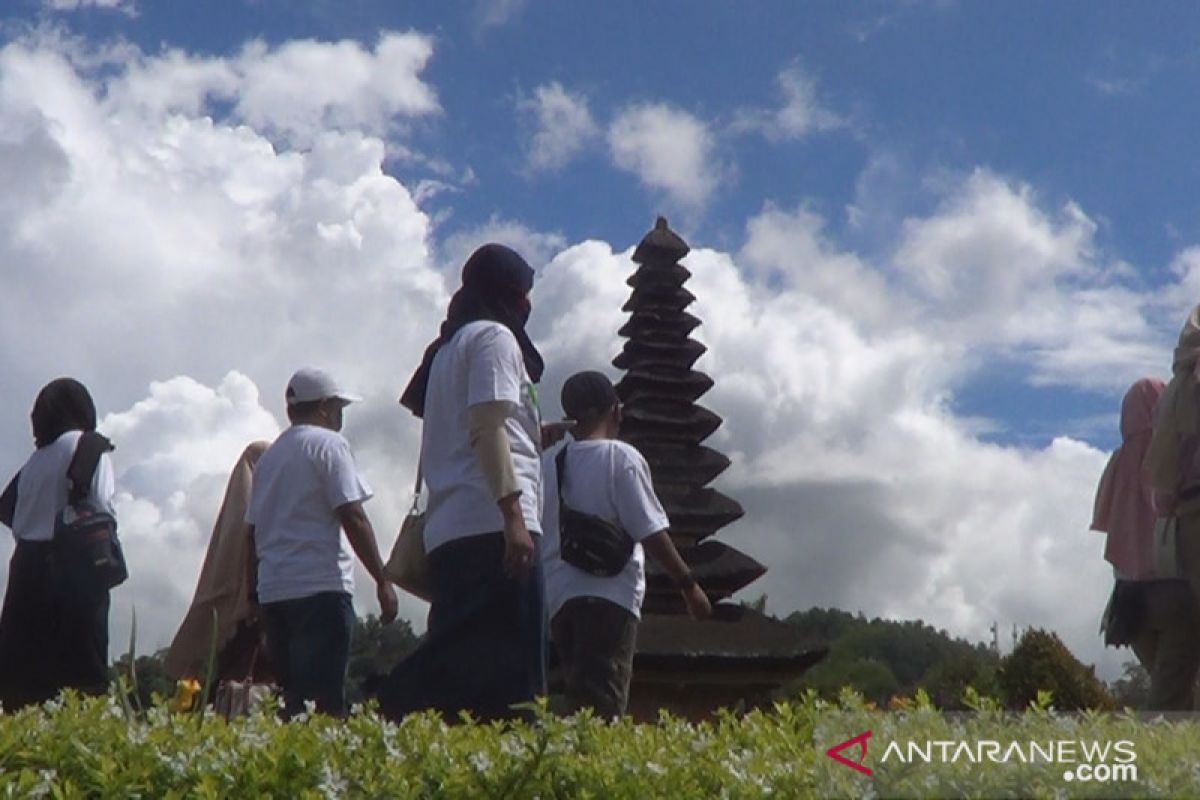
[
  {"left": 634, "top": 605, "right": 827, "bottom": 666},
  {"left": 613, "top": 338, "right": 707, "bottom": 371},
  {"left": 620, "top": 402, "right": 722, "bottom": 443},
  {"left": 632, "top": 215, "right": 690, "bottom": 264},
  {"left": 626, "top": 262, "right": 691, "bottom": 289},
  {"left": 651, "top": 486, "right": 745, "bottom": 537},
  {"left": 616, "top": 368, "right": 714, "bottom": 403},
  {"left": 642, "top": 541, "right": 764, "bottom": 611},
  {"left": 626, "top": 443, "right": 731, "bottom": 487},
  {"left": 618, "top": 310, "right": 702, "bottom": 340},
  {"left": 621, "top": 286, "right": 697, "bottom": 314}
]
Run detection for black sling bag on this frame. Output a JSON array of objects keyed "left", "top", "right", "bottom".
[
  {"left": 555, "top": 444, "right": 635, "bottom": 577},
  {"left": 52, "top": 431, "right": 128, "bottom": 593}
]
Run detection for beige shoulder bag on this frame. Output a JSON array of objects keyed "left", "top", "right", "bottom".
[{"left": 384, "top": 462, "right": 433, "bottom": 601}]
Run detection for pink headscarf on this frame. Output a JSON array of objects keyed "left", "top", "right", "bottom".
[{"left": 1091, "top": 378, "right": 1166, "bottom": 580}]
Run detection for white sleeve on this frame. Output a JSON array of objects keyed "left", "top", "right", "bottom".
[
  {"left": 319, "top": 437, "right": 373, "bottom": 509},
  {"left": 614, "top": 449, "right": 670, "bottom": 541},
  {"left": 466, "top": 324, "right": 524, "bottom": 412},
  {"left": 89, "top": 452, "right": 116, "bottom": 515}
]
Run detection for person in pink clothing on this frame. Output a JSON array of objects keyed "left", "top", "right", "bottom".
[{"left": 1093, "top": 377, "right": 1200, "bottom": 710}]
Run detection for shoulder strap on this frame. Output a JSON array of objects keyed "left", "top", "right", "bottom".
[
  {"left": 408, "top": 459, "right": 423, "bottom": 513},
  {"left": 555, "top": 443, "right": 569, "bottom": 514},
  {"left": 67, "top": 432, "right": 114, "bottom": 507}
]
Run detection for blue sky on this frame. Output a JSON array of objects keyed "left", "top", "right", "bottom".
[
  {"left": 1, "top": 0, "right": 1194, "bottom": 677},
  {"left": 34, "top": 0, "right": 1194, "bottom": 449}
]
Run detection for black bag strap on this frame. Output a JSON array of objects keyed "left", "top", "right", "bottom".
[
  {"left": 554, "top": 443, "right": 570, "bottom": 523},
  {"left": 0, "top": 473, "right": 17, "bottom": 528},
  {"left": 67, "top": 432, "right": 114, "bottom": 507}
]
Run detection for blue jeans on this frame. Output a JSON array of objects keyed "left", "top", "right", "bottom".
[{"left": 261, "top": 591, "right": 354, "bottom": 718}]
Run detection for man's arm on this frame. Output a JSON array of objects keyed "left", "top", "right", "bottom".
[
  {"left": 643, "top": 530, "right": 711, "bottom": 620},
  {"left": 337, "top": 501, "right": 398, "bottom": 623}
]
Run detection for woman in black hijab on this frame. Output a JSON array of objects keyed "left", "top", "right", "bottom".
[
  {"left": 384, "top": 243, "right": 560, "bottom": 722},
  {"left": 401, "top": 243, "right": 545, "bottom": 416},
  {"left": 0, "top": 378, "right": 116, "bottom": 709}
]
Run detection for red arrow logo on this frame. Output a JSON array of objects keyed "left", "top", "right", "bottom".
[{"left": 825, "top": 730, "right": 873, "bottom": 776}]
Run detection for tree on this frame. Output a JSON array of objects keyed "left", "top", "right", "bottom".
[
  {"left": 347, "top": 614, "right": 420, "bottom": 704},
  {"left": 112, "top": 649, "right": 176, "bottom": 709},
  {"left": 1107, "top": 659, "right": 1150, "bottom": 709},
  {"left": 783, "top": 607, "right": 1001, "bottom": 706},
  {"left": 998, "top": 629, "right": 1114, "bottom": 711}
]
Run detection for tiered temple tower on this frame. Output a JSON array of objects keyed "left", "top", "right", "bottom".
[{"left": 616, "top": 217, "right": 826, "bottom": 720}]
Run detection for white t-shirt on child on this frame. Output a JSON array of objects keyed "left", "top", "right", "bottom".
[
  {"left": 540, "top": 438, "right": 669, "bottom": 620},
  {"left": 246, "top": 424, "right": 372, "bottom": 605},
  {"left": 420, "top": 320, "right": 544, "bottom": 552}
]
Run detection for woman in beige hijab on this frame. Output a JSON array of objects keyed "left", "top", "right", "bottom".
[
  {"left": 1148, "top": 305, "right": 1200, "bottom": 624},
  {"left": 165, "top": 441, "right": 272, "bottom": 681}
]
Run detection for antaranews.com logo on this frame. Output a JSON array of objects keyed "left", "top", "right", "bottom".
[{"left": 825, "top": 729, "right": 1138, "bottom": 785}]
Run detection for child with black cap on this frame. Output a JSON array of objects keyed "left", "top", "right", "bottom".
[{"left": 541, "top": 370, "right": 711, "bottom": 719}]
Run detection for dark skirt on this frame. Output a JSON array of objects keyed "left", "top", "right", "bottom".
[
  {"left": 378, "top": 530, "right": 546, "bottom": 722},
  {"left": 0, "top": 539, "right": 110, "bottom": 710}
]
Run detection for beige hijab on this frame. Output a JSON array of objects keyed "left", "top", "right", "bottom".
[
  {"left": 164, "top": 441, "right": 269, "bottom": 679},
  {"left": 1147, "top": 305, "right": 1200, "bottom": 492}
]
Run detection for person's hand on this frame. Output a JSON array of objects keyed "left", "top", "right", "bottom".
[
  {"left": 500, "top": 496, "right": 535, "bottom": 580},
  {"left": 377, "top": 579, "right": 399, "bottom": 624},
  {"left": 541, "top": 420, "right": 576, "bottom": 449},
  {"left": 682, "top": 584, "right": 712, "bottom": 620}
]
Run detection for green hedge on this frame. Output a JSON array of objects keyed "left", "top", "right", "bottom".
[
  {"left": 0, "top": 693, "right": 811, "bottom": 799},
  {"left": 4, "top": 688, "right": 1200, "bottom": 798}
]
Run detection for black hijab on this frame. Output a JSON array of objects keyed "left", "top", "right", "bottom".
[
  {"left": 401, "top": 243, "right": 545, "bottom": 417},
  {"left": 31, "top": 378, "right": 97, "bottom": 448}
]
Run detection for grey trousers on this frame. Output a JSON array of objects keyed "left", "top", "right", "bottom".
[
  {"left": 1128, "top": 580, "right": 1200, "bottom": 710},
  {"left": 551, "top": 596, "right": 638, "bottom": 720},
  {"left": 1156, "top": 511, "right": 1200, "bottom": 710}
]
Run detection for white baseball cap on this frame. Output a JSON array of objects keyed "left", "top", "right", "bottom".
[{"left": 285, "top": 368, "right": 362, "bottom": 406}]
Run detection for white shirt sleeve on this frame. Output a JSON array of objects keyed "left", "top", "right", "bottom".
[
  {"left": 466, "top": 324, "right": 525, "bottom": 412},
  {"left": 319, "top": 436, "right": 373, "bottom": 509},
  {"left": 614, "top": 449, "right": 670, "bottom": 541},
  {"left": 89, "top": 452, "right": 116, "bottom": 515}
]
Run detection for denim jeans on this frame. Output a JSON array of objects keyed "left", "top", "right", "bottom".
[{"left": 261, "top": 591, "right": 354, "bottom": 718}]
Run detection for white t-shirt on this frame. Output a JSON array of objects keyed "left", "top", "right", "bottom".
[
  {"left": 10, "top": 430, "right": 116, "bottom": 542},
  {"left": 246, "top": 424, "right": 372, "bottom": 604},
  {"left": 421, "top": 320, "right": 544, "bottom": 552},
  {"left": 540, "top": 439, "right": 669, "bottom": 620}
]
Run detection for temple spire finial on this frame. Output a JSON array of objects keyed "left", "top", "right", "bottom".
[{"left": 632, "top": 215, "right": 690, "bottom": 265}]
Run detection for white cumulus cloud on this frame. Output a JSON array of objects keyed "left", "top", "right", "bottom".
[
  {"left": 43, "top": 0, "right": 136, "bottom": 16},
  {"left": 732, "top": 65, "right": 842, "bottom": 141},
  {"left": 519, "top": 82, "right": 599, "bottom": 174},
  {"left": 608, "top": 103, "right": 723, "bottom": 211},
  {"left": 100, "top": 32, "right": 440, "bottom": 146}
]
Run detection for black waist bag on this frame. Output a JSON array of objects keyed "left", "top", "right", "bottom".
[
  {"left": 556, "top": 446, "right": 634, "bottom": 577},
  {"left": 53, "top": 432, "right": 127, "bottom": 595}
]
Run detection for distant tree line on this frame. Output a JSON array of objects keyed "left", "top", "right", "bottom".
[
  {"left": 780, "top": 607, "right": 1120, "bottom": 711},
  {"left": 113, "top": 606, "right": 1143, "bottom": 713}
]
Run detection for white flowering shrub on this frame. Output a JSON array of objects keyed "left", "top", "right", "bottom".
[{"left": 3, "top": 687, "right": 1197, "bottom": 797}]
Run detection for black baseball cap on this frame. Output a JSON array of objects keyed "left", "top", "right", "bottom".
[{"left": 560, "top": 370, "right": 619, "bottom": 421}]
